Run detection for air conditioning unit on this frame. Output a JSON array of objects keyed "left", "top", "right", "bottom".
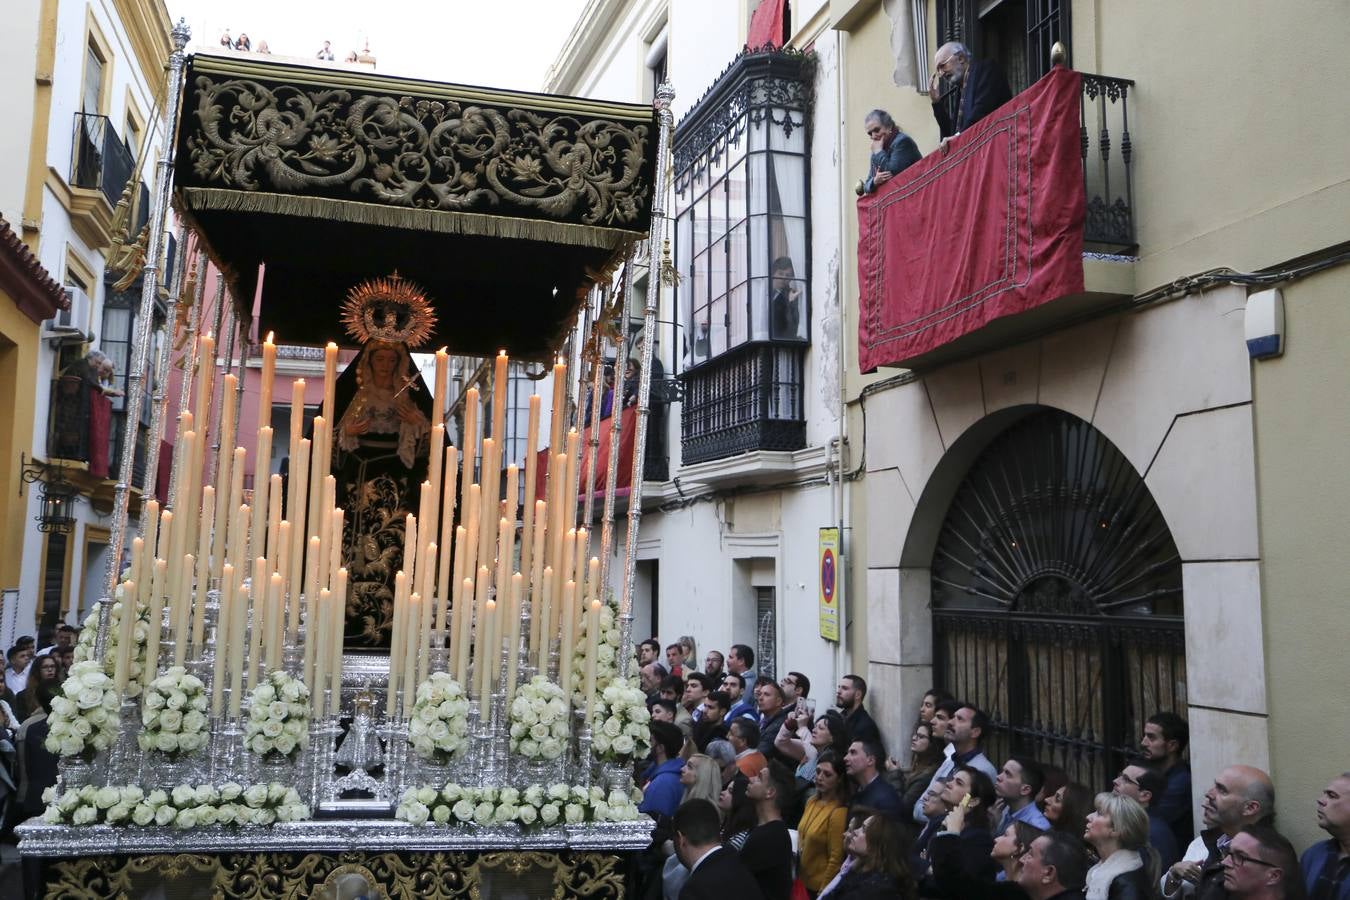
[{"left": 47, "top": 286, "right": 91, "bottom": 338}]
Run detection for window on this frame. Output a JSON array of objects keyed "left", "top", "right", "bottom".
[
  {"left": 755, "top": 586, "right": 777, "bottom": 682},
  {"left": 937, "top": 0, "right": 1069, "bottom": 95},
  {"left": 674, "top": 49, "right": 812, "bottom": 372},
  {"left": 82, "top": 40, "right": 105, "bottom": 115}
]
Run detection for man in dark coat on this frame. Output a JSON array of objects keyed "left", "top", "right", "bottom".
[
  {"left": 673, "top": 799, "right": 764, "bottom": 900},
  {"left": 930, "top": 41, "right": 1013, "bottom": 140}
]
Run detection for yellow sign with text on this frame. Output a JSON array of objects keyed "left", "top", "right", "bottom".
[{"left": 818, "top": 527, "right": 841, "bottom": 641}]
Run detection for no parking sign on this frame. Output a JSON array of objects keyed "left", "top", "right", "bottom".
[{"left": 818, "top": 527, "right": 841, "bottom": 641}]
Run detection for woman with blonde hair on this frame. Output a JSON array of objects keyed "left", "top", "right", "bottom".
[
  {"left": 1083, "top": 792, "right": 1158, "bottom": 900},
  {"left": 677, "top": 635, "right": 698, "bottom": 671},
  {"left": 678, "top": 754, "right": 721, "bottom": 807}
]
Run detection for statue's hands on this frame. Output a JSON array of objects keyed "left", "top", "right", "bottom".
[
  {"left": 343, "top": 415, "right": 371, "bottom": 436},
  {"left": 394, "top": 398, "right": 424, "bottom": 425}
]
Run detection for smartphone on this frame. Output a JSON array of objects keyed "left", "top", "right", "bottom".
[{"left": 801, "top": 698, "right": 816, "bottom": 721}]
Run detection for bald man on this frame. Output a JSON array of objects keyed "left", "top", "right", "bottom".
[
  {"left": 928, "top": 41, "right": 1013, "bottom": 141},
  {"left": 1161, "top": 764, "right": 1275, "bottom": 899}
]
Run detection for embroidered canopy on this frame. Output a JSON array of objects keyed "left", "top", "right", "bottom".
[{"left": 173, "top": 53, "right": 658, "bottom": 355}]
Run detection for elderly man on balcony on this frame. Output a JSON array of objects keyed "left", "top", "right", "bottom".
[
  {"left": 861, "top": 110, "right": 921, "bottom": 194},
  {"left": 929, "top": 42, "right": 1013, "bottom": 141}
]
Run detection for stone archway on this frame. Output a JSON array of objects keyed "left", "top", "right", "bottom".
[{"left": 929, "top": 408, "right": 1185, "bottom": 787}]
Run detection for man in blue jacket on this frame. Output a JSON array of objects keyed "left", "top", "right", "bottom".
[
  {"left": 861, "top": 109, "right": 921, "bottom": 194},
  {"left": 1302, "top": 772, "right": 1350, "bottom": 900},
  {"left": 639, "top": 721, "right": 686, "bottom": 819}
]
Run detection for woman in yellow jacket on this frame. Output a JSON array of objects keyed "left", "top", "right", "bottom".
[{"left": 797, "top": 750, "right": 853, "bottom": 897}]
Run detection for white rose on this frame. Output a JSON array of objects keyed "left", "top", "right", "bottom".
[
  {"left": 432, "top": 804, "right": 451, "bottom": 825},
  {"left": 541, "top": 738, "right": 564, "bottom": 760},
  {"left": 159, "top": 709, "right": 184, "bottom": 732},
  {"left": 603, "top": 717, "right": 623, "bottom": 737},
  {"left": 195, "top": 805, "right": 218, "bottom": 826},
  {"left": 280, "top": 681, "right": 302, "bottom": 702},
  {"left": 612, "top": 735, "right": 636, "bottom": 756},
  {"left": 175, "top": 808, "right": 198, "bottom": 829},
  {"left": 540, "top": 803, "right": 560, "bottom": 825},
  {"left": 215, "top": 805, "right": 236, "bottom": 826},
  {"left": 564, "top": 803, "right": 585, "bottom": 825},
  {"left": 262, "top": 720, "right": 284, "bottom": 738},
  {"left": 529, "top": 723, "right": 550, "bottom": 741},
  {"left": 593, "top": 733, "right": 612, "bottom": 753},
  {"left": 268, "top": 701, "right": 289, "bottom": 720},
  {"left": 473, "top": 802, "right": 495, "bottom": 826},
  {"left": 255, "top": 684, "right": 276, "bottom": 703},
  {"left": 76, "top": 687, "right": 104, "bottom": 710},
  {"left": 274, "top": 735, "right": 297, "bottom": 756},
  {"left": 166, "top": 691, "right": 187, "bottom": 710},
  {"left": 404, "top": 802, "right": 429, "bottom": 826},
  {"left": 155, "top": 732, "right": 180, "bottom": 754},
  {"left": 72, "top": 806, "right": 98, "bottom": 825},
  {"left": 452, "top": 799, "right": 476, "bottom": 821},
  {"left": 155, "top": 805, "right": 177, "bottom": 826},
  {"left": 131, "top": 804, "right": 156, "bottom": 826},
  {"left": 243, "top": 785, "right": 268, "bottom": 807}
]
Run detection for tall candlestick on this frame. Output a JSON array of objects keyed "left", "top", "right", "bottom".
[
  {"left": 574, "top": 527, "right": 589, "bottom": 604},
  {"left": 227, "top": 448, "right": 247, "bottom": 566},
  {"left": 431, "top": 347, "right": 448, "bottom": 434},
  {"left": 504, "top": 464, "right": 519, "bottom": 526},
  {"left": 318, "top": 474, "right": 336, "bottom": 590},
  {"left": 329, "top": 508, "right": 344, "bottom": 596},
  {"left": 583, "top": 597, "right": 601, "bottom": 723},
  {"left": 322, "top": 342, "right": 338, "bottom": 426},
  {"left": 425, "top": 424, "right": 445, "bottom": 573},
  {"left": 265, "top": 474, "right": 283, "bottom": 565},
  {"left": 277, "top": 521, "right": 294, "bottom": 637},
  {"left": 191, "top": 500, "right": 212, "bottom": 652},
  {"left": 267, "top": 572, "right": 284, "bottom": 671},
  {"left": 287, "top": 437, "right": 311, "bottom": 619},
  {"left": 560, "top": 529, "right": 577, "bottom": 636},
  {"left": 287, "top": 378, "right": 305, "bottom": 497},
  {"left": 491, "top": 350, "right": 509, "bottom": 450},
  {"left": 228, "top": 574, "right": 248, "bottom": 718},
  {"left": 456, "top": 576, "right": 473, "bottom": 686},
  {"left": 404, "top": 592, "right": 422, "bottom": 718},
  {"left": 312, "top": 588, "right": 331, "bottom": 718},
  {"left": 447, "top": 524, "right": 468, "bottom": 664},
  {"left": 258, "top": 332, "right": 276, "bottom": 428},
  {"left": 305, "top": 417, "right": 327, "bottom": 578},
  {"left": 169, "top": 428, "right": 195, "bottom": 570},
  {"left": 586, "top": 556, "right": 600, "bottom": 604},
  {"left": 477, "top": 438, "right": 496, "bottom": 564},
  {"left": 386, "top": 570, "right": 408, "bottom": 718},
  {"left": 416, "top": 541, "right": 436, "bottom": 688},
  {"left": 519, "top": 394, "right": 541, "bottom": 590},
  {"left": 174, "top": 553, "right": 194, "bottom": 667},
  {"left": 142, "top": 500, "right": 161, "bottom": 575},
  {"left": 210, "top": 376, "right": 238, "bottom": 585},
  {"left": 547, "top": 451, "right": 567, "bottom": 634},
  {"left": 250, "top": 426, "right": 272, "bottom": 562},
  {"left": 527, "top": 501, "right": 547, "bottom": 662},
  {"left": 210, "top": 569, "right": 230, "bottom": 716},
  {"left": 558, "top": 580, "right": 577, "bottom": 700},
  {"left": 330, "top": 568, "right": 347, "bottom": 715},
  {"left": 505, "top": 572, "right": 523, "bottom": 704},
  {"left": 302, "top": 535, "right": 321, "bottom": 683},
  {"left": 480, "top": 596, "right": 497, "bottom": 700},
  {"left": 247, "top": 556, "right": 267, "bottom": 688},
  {"left": 460, "top": 388, "right": 479, "bottom": 491},
  {"left": 113, "top": 573, "right": 138, "bottom": 697},
  {"left": 435, "top": 446, "right": 459, "bottom": 633},
  {"left": 472, "top": 565, "right": 491, "bottom": 701},
  {"left": 144, "top": 558, "right": 166, "bottom": 683},
  {"left": 563, "top": 428, "right": 580, "bottom": 530},
  {"left": 548, "top": 356, "right": 567, "bottom": 465},
  {"left": 403, "top": 512, "right": 419, "bottom": 594}
]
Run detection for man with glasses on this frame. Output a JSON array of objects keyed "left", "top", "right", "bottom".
[
  {"left": 1221, "top": 825, "right": 1302, "bottom": 899},
  {"left": 1302, "top": 772, "right": 1350, "bottom": 900},
  {"left": 1114, "top": 760, "right": 1181, "bottom": 870},
  {"left": 1162, "top": 764, "right": 1275, "bottom": 899},
  {"left": 859, "top": 109, "right": 920, "bottom": 194},
  {"left": 928, "top": 41, "right": 1013, "bottom": 142}
]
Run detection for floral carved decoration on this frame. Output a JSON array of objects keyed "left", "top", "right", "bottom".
[{"left": 182, "top": 72, "right": 654, "bottom": 230}]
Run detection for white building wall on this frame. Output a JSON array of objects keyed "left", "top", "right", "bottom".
[
  {"left": 16, "top": 0, "right": 169, "bottom": 631},
  {"left": 0, "top": 0, "right": 40, "bottom": 225}
]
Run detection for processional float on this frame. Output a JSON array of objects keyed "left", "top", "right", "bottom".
[{"left": 19, "top": 20, "right": 676, "bottom": 897}]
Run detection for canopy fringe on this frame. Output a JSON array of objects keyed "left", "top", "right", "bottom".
[{"left": 180, "top": 188, "right": 634, "bottom": 251}]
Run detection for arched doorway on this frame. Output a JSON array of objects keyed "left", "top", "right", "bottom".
[{"left": 931, "top": 409, "right": 1185, "bottom": 787}]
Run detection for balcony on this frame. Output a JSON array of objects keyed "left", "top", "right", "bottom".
[
  {"left": 680, "top": 343, "right": 805, "bottom": 465},
  {"left": 856, "top": 68, "right": 1137, "bottom": 373},
  {"left": 66, "top": 113, "right": 134, "bottom": 251}
]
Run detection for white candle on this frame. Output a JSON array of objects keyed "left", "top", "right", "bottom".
[
  {"left": 287, "top": 437, "right": 311, "bottom": 623},
  {"left": 435, "top": 446, "right": 459, "bottom": 633},
  {"left": 431, "top": 347, "right": 447, "bottom": 434},
  {"left": 210, "top": 569, "right": 230, "bottom": 716},
  {"left": 265, "top": 473, "right": 283, "bottom": 565},
  {"left": 312, "top": 588, "right": 331, "bottom": 717},
  {"left": 519, "top": 394, "right": 541, "bottom": 589},
  {"left": 404, "top": 591, "right": 421, "bottom": 719},
  {"left": 583, "top": 597, "right": 601, "bottom": 723},
  {"left": 267, "top": 572, "right": 284, "bottom": 671},
  {"left": 527, "top": 500, "right": 547, "bottom": 663},
  {"left": 505, "top": 572, "right": 523, "bottom": 704},
  {"left": 302, "top": 534, "right": 321, "bottom": 684},
  {"left": 472, "top": 565, "right": 491, "bottom": 701},
  {"left": 330, "top": 568, "right": 347, "bottom": 715},
  {"left": 558, "top": 580, "right": 577, "bottom": 700},
  {"left": 250, "top": 426, "right": 272, "bottom": 562},
  {"left": 247, "top": 556, "right": 267, "bottom": 688},
  {"left": 258, "top": 332, "right": 276, "bottom": 426}
]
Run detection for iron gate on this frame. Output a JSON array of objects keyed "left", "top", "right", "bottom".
[{"left": 931, "top": 410, "right": 1186, "bottom": 788}]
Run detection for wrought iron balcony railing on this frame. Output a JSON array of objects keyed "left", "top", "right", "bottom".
[
  {"left": 70, "top": 113, "right": 134, "bottom": 207},
  {"left": 680, "top": 343, "right": 805, "bottom": 466},
  {"left": 1081, "top": 73, "right": 1136, "bottom": 253}
]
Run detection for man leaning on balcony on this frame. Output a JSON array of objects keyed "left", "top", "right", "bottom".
[
  {"left": 861, "top": 110, "right": 921, "bottom": 194},
  {"left": 929, "top": 42, "right": 1013, "bottom": 145}
]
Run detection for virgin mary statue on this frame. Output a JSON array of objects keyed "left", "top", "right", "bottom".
[{"left": 331, "top": 273, "right": 441, "bottom": 649}]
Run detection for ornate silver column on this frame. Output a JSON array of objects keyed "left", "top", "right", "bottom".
[
  {"left": 140, "top": 221, "right": 189, "bottom": 499},
  {"left": 101, "top": 19, "right": 192, "bottom": 609},
  {"left": 597, "top": 255, "right": 637, "bottom": 598},
  {"left": 165, "top": 249, "right": 206, "bottom": 511},
  {"left": 581, "top": 288, "right": 607, "bottom": 528},
  {"left": 615, "top": 84, "right": 674, "bottom": 679}
]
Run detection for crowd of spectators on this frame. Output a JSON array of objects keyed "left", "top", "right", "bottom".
[
  {"left": 0, "top": 627, "right": 80, "bottom": 838},
  {"left": 633, "top": 636, "right": 1349, "bottom": 900}
]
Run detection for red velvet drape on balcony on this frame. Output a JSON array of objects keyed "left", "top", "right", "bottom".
[
  {"left": 87, "top": 391, "right": 111, "bottom": 478},
  {"left": 856, "top": 66, "right": 1086, "bottom": 372},
  {"left": 535, "top": 405, "right": 638, "bottom": 502},
  {"left": 747, "top": 0, "right": 787, "bottom": 48}
]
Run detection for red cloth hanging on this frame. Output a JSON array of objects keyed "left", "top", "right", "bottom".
[
  {"left": 87, "top": 390, "right": 111, "bottom": 478},
  {"left": 535, "top": 404, "right": 639, "bottom": 502},
  {"left": 856, "top": 67, "right": 1086, "bottom": 372},
  {"left": 747, "top": 0, "right": 787, "bottom": 48}
]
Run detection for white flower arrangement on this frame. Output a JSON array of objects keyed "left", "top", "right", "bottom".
[
  {"left": 508, "top": 676, "right": 570, "bottom": 761},
  {"left": 75, "top": 583, "right": 150, "bottom": 698},
  {"left": 570, "top": 599, "right": 621, "bottom": 708},
  {"left": 244, "top": 670, "right": 311, "bottom": 760},
  {"left": 44, "top": 661, "right": 121, "bottom": 761},
  {"left": 589, "top": 676, "right": 653, "bottom": 764},
  {"left": 137, "top": 666, "right": 210, "bottom": 758},
  {"left": 41, "top": 782, "right": 310, "bottom": 828},
  {"left": 394, "top": 781, "right": 643, "bottom": 828},
  {"left": 407, "top": 673, "right": 470, "bottom": 764}
]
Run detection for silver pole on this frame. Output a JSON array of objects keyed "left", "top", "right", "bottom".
[
  {"left": 581, "top": 288, "right": 607, "bottom": 528},
  {"left": 165, "top": 249, "right": 206, "bottom": 511},
  {"left": 140, "top": 221, "right": 189, "bottom": 499},
  {"left": 616, "top": 84, "right": 674, "bottom": 679},
  {"left": 101, "top": 20, "right": 192, "bottom": 614},
  {"left": 598, "top": 255, "right": 638, "bottom": 596},
  {"left": 205, "top": 283, "right": 230, "bottom": 485}
]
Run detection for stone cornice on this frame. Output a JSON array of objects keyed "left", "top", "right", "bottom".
[{"left": 111, "top": 0, "right": 173, "bottom": 90}]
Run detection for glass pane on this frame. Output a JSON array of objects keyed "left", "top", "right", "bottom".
[
  {"left": 709, "top": 137, "right": 728, "bottom": 185},
  {"left": 709, "top": 236, "right": 729, "bottom": 306},
  {"left": 674, "top": 179, "right": 692, "bottom": 215},
  {"left": 676, "top": 212, "right": 692, "bottom": 278},
  {"left": 83, "top": 46, "right": 103, "bottom": 114},
  {"left": 690, "top": 305, "right": 712, "bottom": 368},
  {"left": 748, "top": 110, "right": 768, "bottom": 153},
  {"left": 695, "top": 192, "right": 711, "bottom": 256},
  {"left": 691, "top": 248, "right": 709, "bottom": 318},
  {"left": 709, "top": 294, "right": 728, "bottom": 357},
  {"left": 692, "top": 157, "right": 709, "bottom": 199},
  {"left": 726, "top": 282, "right": 748, "bottom": 349},
  {"left": 749, "top": 216, "right": 767, "bottom": 279},
  {"left": 766, "top": 216, "right": 806, "bottom": 288},
  {"left": 727, "top": 113, "right": 749, "bottom": 163},
  {"left": 748, "top": 276, "right": 769, "bottom": 342},
  {"left": 709, "top": 181, "right": 728, "bottom": 246},
  {"left": 727, "top": 220, "right": 748, "bottom": 290},
  {"left": 769, "top": 110, "right": 805, "bottom": 153},
  {"left": 769, "top": 278, "right": 807, "bottom": 342},
  {"left": 725, "top": 159, "right": 748, "bottom": 229},
  {"left": 765, "top": 153, "right": 806, "bottom": 218},
  {"left": 748, "top": 154, "right": 767, "bottom": 216}
]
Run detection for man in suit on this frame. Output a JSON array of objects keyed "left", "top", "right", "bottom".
[
  {"left": 929, "top": 41, "right": 1013, "bottom": 141},
  {"left": 674, "top": 798, "right": 764, "bottom": 900},
  {"left": 845, "top": 738, "right": 904, "bottom": 820}
]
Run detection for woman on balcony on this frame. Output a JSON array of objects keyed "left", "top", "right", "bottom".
[{"left": 860, "top": 110, "right": 921, "bottom": 194}]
